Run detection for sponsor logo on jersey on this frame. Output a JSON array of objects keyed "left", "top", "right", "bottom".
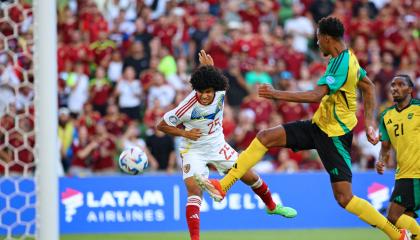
[{"left": 387, "top": 119, "right": 393, "bottom": 124}]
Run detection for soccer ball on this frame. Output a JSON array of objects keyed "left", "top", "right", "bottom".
[{"left": 118, "top": 147, "right": 148, "bottom": 175}]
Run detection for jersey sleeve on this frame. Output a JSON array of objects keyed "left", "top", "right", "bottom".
[
  {"left": 379, "top": 111, "right": 390, "bottom": 141},
  {"left": 163, "top": 91, "right": 196, "bottom": 127},
  {"left": 358, "top": 67, "right": 367, "bottom": 81},
  {"left": 317, "top": 52, "right": 349, "bottom": 94}
]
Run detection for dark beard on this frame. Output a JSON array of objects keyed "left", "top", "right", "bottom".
[{"left": 393, "top": 95, "right": 406, "bottom": 103}]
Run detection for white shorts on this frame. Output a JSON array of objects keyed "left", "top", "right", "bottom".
[{"left": 180, "top": 142, "right": 238, "bottom": 180}]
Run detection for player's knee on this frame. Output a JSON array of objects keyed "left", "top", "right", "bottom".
[
  {"left": 256, "top": 129, "right": 274, "bottom": 148},
  {"left": 387, "top": 213, "right": 400, "bottom": 225},
  {"left": 334, "top": 193, "right": 353, "bottom": 208}
]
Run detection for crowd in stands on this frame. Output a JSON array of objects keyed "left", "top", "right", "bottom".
[{"left": 0, "top": 0, "right": 419, "bottom": 176}]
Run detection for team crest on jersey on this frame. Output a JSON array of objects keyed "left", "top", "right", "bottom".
[
  {"left": 183, "top": 164, "right": 190, "bottom": 173},
  {"left": 169, "top": 115, "right": 179, "bottom": 125},
  {"left": 408, "top": 113, "right": 413, "bottom": 120}
]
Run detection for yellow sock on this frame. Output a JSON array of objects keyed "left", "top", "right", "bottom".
[
  {"left": 345, "top": 196, "right": 401, "bottom": 240},
  {"left": 220, "top": 138, "right": 268, "bottom": 192},
  {"left": 396, "top": 214, "right": 420, "bottom": 239}
]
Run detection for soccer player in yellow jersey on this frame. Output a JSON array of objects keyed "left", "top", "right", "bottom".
[
  {"left": 376, "top": 75, "right": 420, "bottom": 239},
  {"left": 195, "top": 17, "right": 411, "bottom": 240}
]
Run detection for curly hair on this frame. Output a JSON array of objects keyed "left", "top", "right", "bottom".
[
  {"left": 318, "top": 17, "right": 345, "bottom": 39},
  {"left": 190, "top": 65, "right": 229, "bottom": 92}
]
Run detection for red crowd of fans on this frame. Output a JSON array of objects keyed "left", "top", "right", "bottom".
[{"left": 0, "top": 0, "right": 419, "bottom": 176}]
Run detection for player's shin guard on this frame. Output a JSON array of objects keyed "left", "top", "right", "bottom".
[
  {"left": 396, "top": 214, "right": 420, "bottom": 239},
  {"left": 251, "top": 177, "right": 276, "bottom": 211},
  {"left": 220, "top": 138, "right": 268, "bottom": 192},
  {"left": 345, "top": 196, "right": 401, "bottom": 240},
  {"left": 186, "top": 195, "right": 201, "bottom": 240}
]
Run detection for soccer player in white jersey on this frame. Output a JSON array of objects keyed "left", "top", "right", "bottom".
[{"left": 157, "top": 51, "right": 297, "bottom": 240}]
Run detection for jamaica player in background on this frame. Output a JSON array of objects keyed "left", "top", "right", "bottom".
[{"left": 377, "top": 74, "right": 420, "bottom": 239}]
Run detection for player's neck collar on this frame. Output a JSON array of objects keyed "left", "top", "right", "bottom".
[{"left": 395, "top": 97, "right": 413, "bottom": 112}]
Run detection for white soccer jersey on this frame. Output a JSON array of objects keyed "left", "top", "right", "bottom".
[
  {"left": 163, "top": 90, "right": 238, "bottom": 179},
  {"left": 163, "top": 90, "right": 225, "bottom": 149}
]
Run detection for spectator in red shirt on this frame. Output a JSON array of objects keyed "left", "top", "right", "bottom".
[
  {"left": 89, "top": 66, "right": 112, "bottom": 115},
  {"left": 241, "top": 86, "right": 274, "bottom": 125},
  {"left": 104, "top": 103, "right": 130, "bottom": 137},
  {"left": 233, "top": 108, "right": 257, "bottom": 151},
  {"left": 203, "top": 23, "right": 231, "bottom": 69},
  {"left": 89, "top": 31, "right": 116, "bottom": 65},
  {"left": 374, "top": 52, "right": 396, "bottom": 103},
  {"left": 91, "top": 122, "right": 116, "bottom": 174},
  {"left": 69, "top": 125, "right": 96, "bottom": 176},
  {"left": 350, "top": 7, "right": 373, "bottom": 42},
  {"left": 77, "top": 103, "right": 101, "bottom": 135},
  {"left": 222, "top": 105, "right": 236, "bottom": 144}
]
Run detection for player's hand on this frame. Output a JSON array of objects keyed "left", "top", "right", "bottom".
[
  {"left": 198, "top": 50, "right": 214, "bottom": 66},
  {"left": 184, "top": 128, "right": 201, "bottom": 141},
  {"left": 258, "top": 84, "right": 276, "bottom": 99},
  {"left": 375, "top": 160, "right": 385, "bottom": 175},
  {"left": 366, "top": 125, "right": 379, "bottom": 145}
]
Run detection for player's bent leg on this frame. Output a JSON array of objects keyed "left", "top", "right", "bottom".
[
  {"left": 240, "top": 170, "right": 297, "bottom": 218},
  {"left": 195, "top": 126, "right": 287, "bottom": 202},
  {"left": 218, "top": 125, "right": 287, "bottom": 192},
  {"left": 332, "top": 182, "right": 404, "bottom": 240},
  {"left": 331, "top": 181, "right": 354, "bottom": 208},
  {"left": 387, "top": 202, "right": 407, "bottom": 225},
  {"left": 184, "top": 177, "right": 203, "bottom": 240}
]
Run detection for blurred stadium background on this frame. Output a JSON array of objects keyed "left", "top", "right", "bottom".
[{"left": 0, "top": 0, "right": 418, "bottom": 239}]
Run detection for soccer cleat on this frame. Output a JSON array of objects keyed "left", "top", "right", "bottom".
[
  {"left": 194, "top": 173, "right": 226, "bottom": 202},
  {"left": 399, "top": 229, "right": 412, "bottom": 240},
  {"left": 266, "top": 204, "right": 298, "bottom": 218}
]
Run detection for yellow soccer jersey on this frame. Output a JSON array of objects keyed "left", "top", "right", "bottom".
[
  {"left": 313, "top": 49, "right": 366, "bottom": 137},
  {"left": 379, "top": 99, "right": 420, "bottom": 179}
]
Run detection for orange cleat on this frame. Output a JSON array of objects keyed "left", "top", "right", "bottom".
[
  {"left": 399, "top": 229, "right": 412, "bottom": 240},
  {"left": 194, "top": 173, "right": 226, "bottom": 202}
]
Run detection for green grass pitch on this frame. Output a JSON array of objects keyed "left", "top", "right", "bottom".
[{"left": 60, "top": 228, "right": 386, "bottom": 240}]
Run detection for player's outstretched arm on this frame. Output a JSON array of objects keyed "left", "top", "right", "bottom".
[
  {"left": 357, "top": 76, "right": 379, "bottom": 145},
  {"left": 258, "top": 84, "right": 328, "bottom": 103},
  {"left": 156, "top": 120, "right": 201, "bottom": 141},
  {"left": 376, "top": 140, "right": 392, "bottom": 175}
]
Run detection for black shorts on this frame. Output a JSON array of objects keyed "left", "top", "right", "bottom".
[
  {"left": 390, "top": 178, "right": 420, "bottom": 217},
  {"left": 284, "top": 120, "right": 353, "bottom": 182}
]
